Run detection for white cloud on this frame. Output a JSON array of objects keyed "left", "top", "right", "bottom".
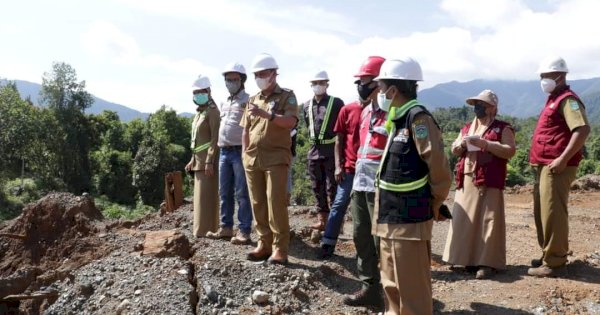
[
  {"left": 77, "top": 0, "right": 600, "bottom": 113},
  {"left": 80, "top": 20, "right": 222, "bottom": 113}
]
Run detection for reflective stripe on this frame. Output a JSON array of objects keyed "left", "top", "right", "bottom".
[
  {"left": 384, "top": 99, "right": 419, "bottom": 134},
  {"left": 376, "top": 100, "right": 426, "bottom": 192},
  {"left": 308, "top": 96, "right": 336, "bottom": 144},
  {"left": 193, "top": 142, "right": 211, "bottom": 153},
  {"left": 358, "top": 145, "right": 384, "bottom": 158},
  {"left": 377, "top": 175, "right": 428, "bottom": 192}
]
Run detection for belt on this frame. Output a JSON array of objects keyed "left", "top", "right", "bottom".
[{"left": 220, "top": 145, "right": 242, "bottom": 150}]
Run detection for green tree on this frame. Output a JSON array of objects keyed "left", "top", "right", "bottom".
[
  {"left": 91, "top": 146, "right": 135, "bottom": 204},
  {"left": 124, "top": 118, "right": 146, "bottom": 158},
  {"left": 40, "top": 62, "right": 94, "bottom": 193},
  {"left": 0, "top": 82, "right": 38, "bottom": 178}
]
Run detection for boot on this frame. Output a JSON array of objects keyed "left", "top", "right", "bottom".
[
  {"left": 206, "top": 227, "right": 233, "bottom": 239},
  {"left": 310, "top": 212, "right": 328, "bottom": 231},
  {"left": 527, "top": 264, "right": 565, "bottom": 277},
  {"left": 343, "top": 284, "right": 384, "bottom": 307},
  {"left": 231, "top": 231, "right": 251, "bottom": 245}
]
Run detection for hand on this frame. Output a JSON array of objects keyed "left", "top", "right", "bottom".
[
  {"left": 335, "top": 166, "right": 344, "bottom": 183},
  {"left": 185, "top": 161, "right": 193, "bottom": 172},
  {"left": 460, "top": 138, "right": 467, "bottom": 149},
  {"left": 205, "top": 164, "right": 214, "bottom": 177},
  {"left": 548, "top": 157, "right": 567, "bottom": 175},
  {"left": 248, "top": 104, "right": 269, "bottom": 119},
  {"left": 467, "top": 137, "right": 487, "bottom": 150}
]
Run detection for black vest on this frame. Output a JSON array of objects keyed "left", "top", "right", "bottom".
[{"left": 378, "top": 106, "right": 434, "bottom": 224}]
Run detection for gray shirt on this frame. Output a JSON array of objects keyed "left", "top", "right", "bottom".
[{"left": 218, "top": 89, "right": 249, "bottom": 147}]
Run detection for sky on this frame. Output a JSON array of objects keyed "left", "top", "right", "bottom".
[{"left": 1, "top": 0, "right": 600, "bottom": 114}]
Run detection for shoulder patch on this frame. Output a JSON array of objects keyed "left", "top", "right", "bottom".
[
  {"left": 414, "top": 124, "right": 429, "bottom": 139},
  {"left": 282, "top": 88, "right": 292, "bottom": 92},
  {"left": 568, "top": 99, "right": 580, "bottom": 111},
  {"left": 287, "top": 96, "right": 297, "bottom": 105}
]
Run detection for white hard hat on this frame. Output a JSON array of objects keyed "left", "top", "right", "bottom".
[
  {"left": 191, "top": 75, "right": 211, "bottom": 91},
  {"left": 310, "top": 70, "right": 329, "bottom": 82},
  {"left": 251, "top": 53, "right": 278, "bottom": 72},
  {"left": 538, "top": 55, "right": 568, "bottom": 74},
  {"left": 375, "top": 57, "right": 423, "bottom": 81},
  {"left": 222, "top": 62, "right": 246, "bottom": 75}
]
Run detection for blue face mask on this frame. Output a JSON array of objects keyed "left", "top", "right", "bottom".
[{"left": 193, "top": 93, "right": 209, "bottom": 105}]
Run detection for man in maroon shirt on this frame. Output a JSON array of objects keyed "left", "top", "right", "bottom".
[{"left": 320, "top": 56, "right": 385, "bottom": 258}]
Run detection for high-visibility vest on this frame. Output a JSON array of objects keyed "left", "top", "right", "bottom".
[
  {"left": 376, "top": 99, "right": 428, "bottom": 192},
  {"left": 308, "top": 96, "right": 337, "bottom": 145}
]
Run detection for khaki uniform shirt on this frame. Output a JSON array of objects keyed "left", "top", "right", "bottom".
[
  {"left": 561, "top": 96, "right": 589, "bottom": 131},
  {"left": 372, "top": 112, "right": 452, "bottom": 240},
  {"left": 189, "top": 101, "right": 220, "bottom": 171},
  {"left": 240, "top": 85, "right": 298, "bottom": 168}
]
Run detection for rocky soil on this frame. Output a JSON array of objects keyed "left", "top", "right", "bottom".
[{"left": 1, "top": 189, "right": 599, "bottom": 314}]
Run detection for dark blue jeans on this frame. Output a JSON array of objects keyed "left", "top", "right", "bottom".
[
  {"left": 322, "top": 172, "right": 355, "bottom": 246},
  {"left": 219, "top": 147, "right": 252, "bottom": 234}
]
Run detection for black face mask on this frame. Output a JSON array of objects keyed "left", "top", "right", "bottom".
[
  {"left": 473, "top": 104, "right": 487, "bottom": 118},
  {"left": 357, "top": 82, "right": 376, "bottom": 100}
]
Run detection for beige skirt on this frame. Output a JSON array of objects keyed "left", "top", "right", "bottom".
[
  {"left": 442, "top": 174, "right": 506, "bottom": 270},
  {"left": 193, "top": 170, "right": 219, "bottom": 237}
]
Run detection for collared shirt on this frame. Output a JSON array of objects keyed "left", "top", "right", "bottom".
[
  {"left": 218, "top": 89, "right": 249, "bottom": 147},
  {"left": 240, "top": 84, "right": 298, "bottom": 168},
  {"left": 302, "top": 94, "right": 344, "bottom": 160},
  {"left": 189, "top": 100, "right": 220, "bottom": 171}
]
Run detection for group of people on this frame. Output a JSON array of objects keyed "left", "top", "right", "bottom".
[{"left": 184, "top": 53, "right": 590, "bottom": 314}]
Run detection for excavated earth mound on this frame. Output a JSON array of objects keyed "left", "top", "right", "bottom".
[{"left": 0, "top": 193, "right": 107, "bottom": 278}]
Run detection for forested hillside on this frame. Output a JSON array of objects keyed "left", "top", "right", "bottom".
[{"left": 2, "top": 63, "right": 599, "bottom": 222}]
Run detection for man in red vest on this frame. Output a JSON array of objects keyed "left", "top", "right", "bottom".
[
  {"left": 528, "top": 56, "right": 590, "bottom": 277},
  {"left": 343, "top": 57, "right": 387, "bottom": 307}
]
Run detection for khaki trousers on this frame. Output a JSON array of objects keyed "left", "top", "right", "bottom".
[
  {"left": 380, "top": 237, "right": 432, "bottom": 315},
  {"left": 193, "top": 170, "right": 219, "bottom": 237},
  {"left": 533, "top": 165, "right": 577, "bottom": 267},
  {"left": 245, "top": 164, "right": 290, "bottom": 253}
]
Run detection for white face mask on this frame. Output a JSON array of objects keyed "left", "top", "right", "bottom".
[
  {"left": 377, "top": 91, "right": 392, "bottom": 112},
  {"left": 312, "top": 84, "right": 326, "bottom": 96},
  {"left": 255, "top": 73, "right": 273, "bottom": 91},
  {"left": 540, "top": 77, "right": 557, "bottom": 94}
]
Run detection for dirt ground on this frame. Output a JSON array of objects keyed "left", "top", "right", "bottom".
[{"left": 0, "top": 189, "right": 599, "bottom": 314}]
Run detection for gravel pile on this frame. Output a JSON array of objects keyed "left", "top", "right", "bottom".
[{"left": 45, "top": 253, "right": 195, "bottom": 315}]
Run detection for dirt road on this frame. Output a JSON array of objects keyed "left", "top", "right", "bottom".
[{"left": 1, "top": 190, "right": 599, "bottom": 314}]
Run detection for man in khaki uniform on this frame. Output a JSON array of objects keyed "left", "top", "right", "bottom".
[
  {"left": 185, "top": 74, "right": 220, "bottom": 238},
  {"left": 241, "top": 53, "right": 298, "bottom": 265},
  {"left": 373, "top": 58, "right": 451, "bottom": 314},
  {"left": 528, "top": 56, "right": 590, "bottom": 277}
]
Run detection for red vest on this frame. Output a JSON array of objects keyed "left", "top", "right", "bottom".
[
  {"left": 357, "top": 105, "right": 388, "bottom": 161},
  {"left": 455, "top": 120, "right": 512, "bottom": 190},
  {"left": 529, "top": 87, "right": 584, "bottom": 166}
]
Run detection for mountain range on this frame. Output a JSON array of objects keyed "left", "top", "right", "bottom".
[{"left": 8, "top": 78, "right": 600, "bottom": 124}]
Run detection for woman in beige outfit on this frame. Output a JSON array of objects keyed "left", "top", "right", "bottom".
[
  {"left": 443, "top": 90, "right": 516, "bottom": 279},
  {"left": 185, "top": 75, "right": 220, "bottom": 237}
]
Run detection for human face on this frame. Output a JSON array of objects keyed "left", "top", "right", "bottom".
[
  {"left": 254, "top": 69, "right": 275, "bottom": 79},
  {"left": 224, "top": 72, "right": 241, "bottom": 83}
]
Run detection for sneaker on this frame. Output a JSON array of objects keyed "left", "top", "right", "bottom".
[
  {"left": 205, "top": 227, "right": 233, "bottom": 239},
  {"left": 320, "top": 244, "right": 335, "bottom": 259},
  {"left": 343, "top": 285, "right": 383, "bottom": 307},
  {"left": 527, "top": 264, "right": 565, "bottom": 277},
  {"left": 230, "top": 231, "right": 251, "bottom": 245},
  {"left": 475, "top": 266, "right": 495, "bottom": 279}
]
